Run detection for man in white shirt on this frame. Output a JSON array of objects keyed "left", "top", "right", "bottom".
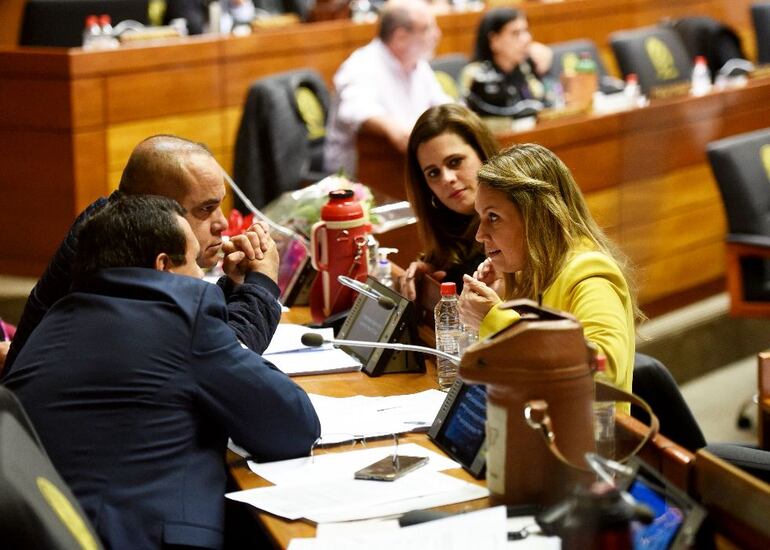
[{"left": 324, "top": 0, "right": 453, "bottom": 177}]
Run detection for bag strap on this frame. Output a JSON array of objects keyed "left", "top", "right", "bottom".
[{"left": 524, "top": 381, "right": 660, "bottom": 473}]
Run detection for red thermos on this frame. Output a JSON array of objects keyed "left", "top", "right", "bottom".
[{"left": 310, "top": 190, "right": 371, "bottom": 322}]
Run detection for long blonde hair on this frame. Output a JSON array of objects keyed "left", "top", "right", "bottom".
[{"left": 478, "top": 143, "right": 641, "bottom": 318}]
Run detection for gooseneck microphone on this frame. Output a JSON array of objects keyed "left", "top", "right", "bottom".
[
  {"left": 337, "top": 275, "right": 396, "bottom": 310},
  {"left": 301, "top": 333, "right": 461, "bottom": 366}
]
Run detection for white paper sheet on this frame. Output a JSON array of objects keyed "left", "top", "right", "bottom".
[
  {"left": 263, "top": 324, "right": 334, "bottom": 355},
  {"left": 248, "top": 442, "right": 459, "bottom": 486},
  {"left": 265, "top": 348, "right": 361, "bottom": 376},
  {"left": 286, "top": 506, "right": 507, "bottom": 550},
  {"left": 307, "top": 390, "right": 446, "bottom": 444},
  {"left": 225, "top": 471, "right": 484, "bottom": 523}
]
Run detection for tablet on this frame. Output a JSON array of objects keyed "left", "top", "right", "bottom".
[
  {"left": 428, "top": 380, "right": 486, "bottom": 479},
  {"left": 619, "top": 457, "right": 706, "bottom": 549}
]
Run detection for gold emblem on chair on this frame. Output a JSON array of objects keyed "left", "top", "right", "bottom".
[
  {"left": 295, "top": 87, "right": 326, "bottom": 141},
  {"left": 434, "top": 71, "right": 459, "bottom": 100},
  {"left": 761, "top": 144, "right": 770, "bottom": 182},
  {"left": 644, "top": 37, "right": 680, "bottom": 81},
  {"left": 37, "top": 476, "right": 99, "bottom": 550}
]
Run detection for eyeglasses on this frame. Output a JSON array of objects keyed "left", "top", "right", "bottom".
[{"left": 309, "top": 432, "right": 403, "bottom": 464}]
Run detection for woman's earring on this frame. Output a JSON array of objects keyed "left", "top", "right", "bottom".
[{"left": 431, "top": 195, "right": 439, "bottom": 209}]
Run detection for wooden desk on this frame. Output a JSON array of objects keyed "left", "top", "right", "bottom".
[
  {"left": 0, "top": 0, "right": 755, "bottom": 276},
  {"left": 228, "top": 307, "right": 694, "bottom": 548},
  {"left": 359, "top": 78, "right": 770, "bottom": 310}
]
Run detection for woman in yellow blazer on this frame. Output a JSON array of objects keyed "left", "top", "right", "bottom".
[{"left": 458, "top": 143, "right": 639, "bottom": 393}]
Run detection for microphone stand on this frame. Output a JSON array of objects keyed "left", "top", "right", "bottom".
[{"left": 303, "top": 334, "right": 461, "bottom": 366}]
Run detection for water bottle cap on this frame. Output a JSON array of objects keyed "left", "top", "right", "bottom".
[
  {"left": 695, "top": 55, "right": 707, "bottom": 65},
  {"left": 85, "top": 15, "right": 98, "bottom": 26},
  {"left": 595, "top": 354, "right": 607, "bottom": 372},
  {"left": 440, "top": 282, "right": 457, "bottom": 296},
  {"left": 625, "top": 73, "right": 638, "bottom": 84}
]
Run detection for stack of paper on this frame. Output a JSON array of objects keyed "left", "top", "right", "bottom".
[
  {"left": 262, "top": 324, "right": 361, "bottom": 376},
  {"left": 308, "top": 390, "right": 447, "bottom": 445},
  {"left": 226, "top": 443, "right": 488, "bottom": 524}
]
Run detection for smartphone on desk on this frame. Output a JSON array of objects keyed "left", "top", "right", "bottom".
[{"left": 354, "top": 455, "right": 428, "bottom": 482}]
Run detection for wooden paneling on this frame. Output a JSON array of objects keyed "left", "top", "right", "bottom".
[
  {"left": 0, "top": 77, "right": 75, "bottom": 130},
  {"left": 73, "top": 130, "right": 108, "bottom": 211},
  {"left": 105, "top": 65, "right": 222, "bottom": 124},
  {"left": 0, "top": 0, "right": 26, "bottom": 47},
  {"left": 585, "top": 187, "right": 621, "bottom": 233}
]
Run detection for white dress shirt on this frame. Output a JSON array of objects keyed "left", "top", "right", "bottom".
[{"left": 324, "top": 38, "right": 452, "bottom": 177}]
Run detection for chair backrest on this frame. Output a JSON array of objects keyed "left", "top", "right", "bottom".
[
  {"left": 0, "top": 386, "right": 103, "bottom": 549},
  {"left": 609, "top": 25, "right": 692, "bottom": 94},
  {"left": 19, "top": 0, "right": 149, "bottom": 47},
  {"left": 707, "top": 128, "right": 770, "bottom": 302},
  {"left": 708, "top": 128, "right": 770, "bottom": 237},
  {"left": 669, "top": 16, "right": 746, "bottom": 78},
  {"left": 233, "top": 68, "right": 330, "bottom": 209},
  {"left": 631, "top": 353, "right": 707, "bottom": 452},
  {"left": 430, "top": 53, "right": 469, "bottom": 100},
  {"left": 753, "top": 2, "right": 770, "bottom": 65}
]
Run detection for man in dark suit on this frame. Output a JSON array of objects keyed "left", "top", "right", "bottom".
[
  {"left": 3, "top": 135, "right": 281, "bottom": 376},
  {"left": 2, "top": 195, "right": 320, "bottom": 549}
]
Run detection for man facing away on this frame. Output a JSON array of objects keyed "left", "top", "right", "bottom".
[
  {"left": 2, "top": 135, "right": 280, "bottom": 375},
  {"left": 2, "top": 195, "right": 320, "bottom": 550},
  {"left": 323, "top": 0, "right": 452, "bottom": 177}
]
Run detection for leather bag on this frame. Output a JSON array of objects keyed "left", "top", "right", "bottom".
[{"left": 460, "top": 300, "right": 658, "bottom": 507}]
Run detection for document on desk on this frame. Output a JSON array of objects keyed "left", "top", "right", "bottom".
[
  {"left": 262, "top": 325, "right": 361, "bottom": 376},
  {"left": 307, "top": 390, "right": 447, "bottom": 445},
  {"left": 248, "top": 442, "right": 458, "bottom": 486},
  {"left": 287, "top": 506, "right": 508, "bottom": 550},
  {"left": 225, "top": 470, "right": 488, "bottom": 523}
]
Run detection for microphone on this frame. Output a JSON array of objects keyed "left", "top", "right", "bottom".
[
  {"left": 337, "top": 275, "right": 396, "bottom": 310},
  {"left": 301, "top": 333, "right": 461, "bottom": 366}
]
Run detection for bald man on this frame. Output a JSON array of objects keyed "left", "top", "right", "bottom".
[{"left": 2, "top": 135, "right": 281, "bottom": 375}]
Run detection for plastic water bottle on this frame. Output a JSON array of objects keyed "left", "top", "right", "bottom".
[
  {"left": 593, "top": 354, "right": 615, "bottom": 459},
  {"left": 690, "top": 55, "right": 712, "bottom": 97},
  {"left": 434, "top": 282, "right": 461, "bottom": 390},
  {"left": 82, "top": 15, "right": 101, "bottom": 49},
  {"left": 373, "top": 248, "right": 397, "bottom": 289}
]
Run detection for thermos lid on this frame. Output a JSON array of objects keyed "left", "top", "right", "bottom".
[{"left": 321, "top": 189, "right": 365, "bottom": 222}]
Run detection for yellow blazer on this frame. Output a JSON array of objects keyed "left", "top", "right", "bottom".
[{"left": 479, "top": 245, "right": 635, "bottom": 396}]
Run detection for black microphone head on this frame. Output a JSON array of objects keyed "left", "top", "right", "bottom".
[
  {"left": 377, "top": 295, "right": 397, "bottom": 310},
  {"left": 301, "top": 333, "right": 325, "bottom": 347}
]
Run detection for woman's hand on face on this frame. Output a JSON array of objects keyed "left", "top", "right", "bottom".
[
  {"left": 399, "top": 261, "right": 446, "bottom": 301},
  {"left": 459, "top": 274, "right": 501, "bottom": 331},
  {"left": 473, "top": 258, "right": 505, "bottom": 295}
]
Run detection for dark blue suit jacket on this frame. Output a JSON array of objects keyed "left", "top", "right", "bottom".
[{"left": 2, "top": 268, "right": 320, "bottom": 549}]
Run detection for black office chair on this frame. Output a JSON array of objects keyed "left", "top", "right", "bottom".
[
  {"left": 609, "top": 25, "right": 692, "bottom": 94},
  {"left": 668, "top": 16, "right": 748, "bottom": 80},
  {"left": 545, "top": 38, "right": 624, "bottom": 94},
  {"left": 233, "top": 68, "right": 331, "bottom": 210},
  {"left": 19, "top": 0, "right": 149, "bottom": 47},
  {"left": 430, "top": 53, "right": 469, "bottom": 100},
  {"left": 707, "top": 128, "right": 770, "bottom": 317},
  {"left": 0, "top": 386, "right": 103, "bottom": 549},
  {"left": 632, "top": 353, "right": 707, "bottom": 452},
  {"left": 753, "top": 2, "right": 770, "bottom": 65},
  {"left": 631, "top": 353, "right": 770, "bottom": 483}
]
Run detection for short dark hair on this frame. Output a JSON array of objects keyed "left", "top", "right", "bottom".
[
  {"left": 473, "top": 7, "right": 523, "bottom": 62},
  {"left": 73, "top": 195, "right": 188, "bottom": 281}
]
